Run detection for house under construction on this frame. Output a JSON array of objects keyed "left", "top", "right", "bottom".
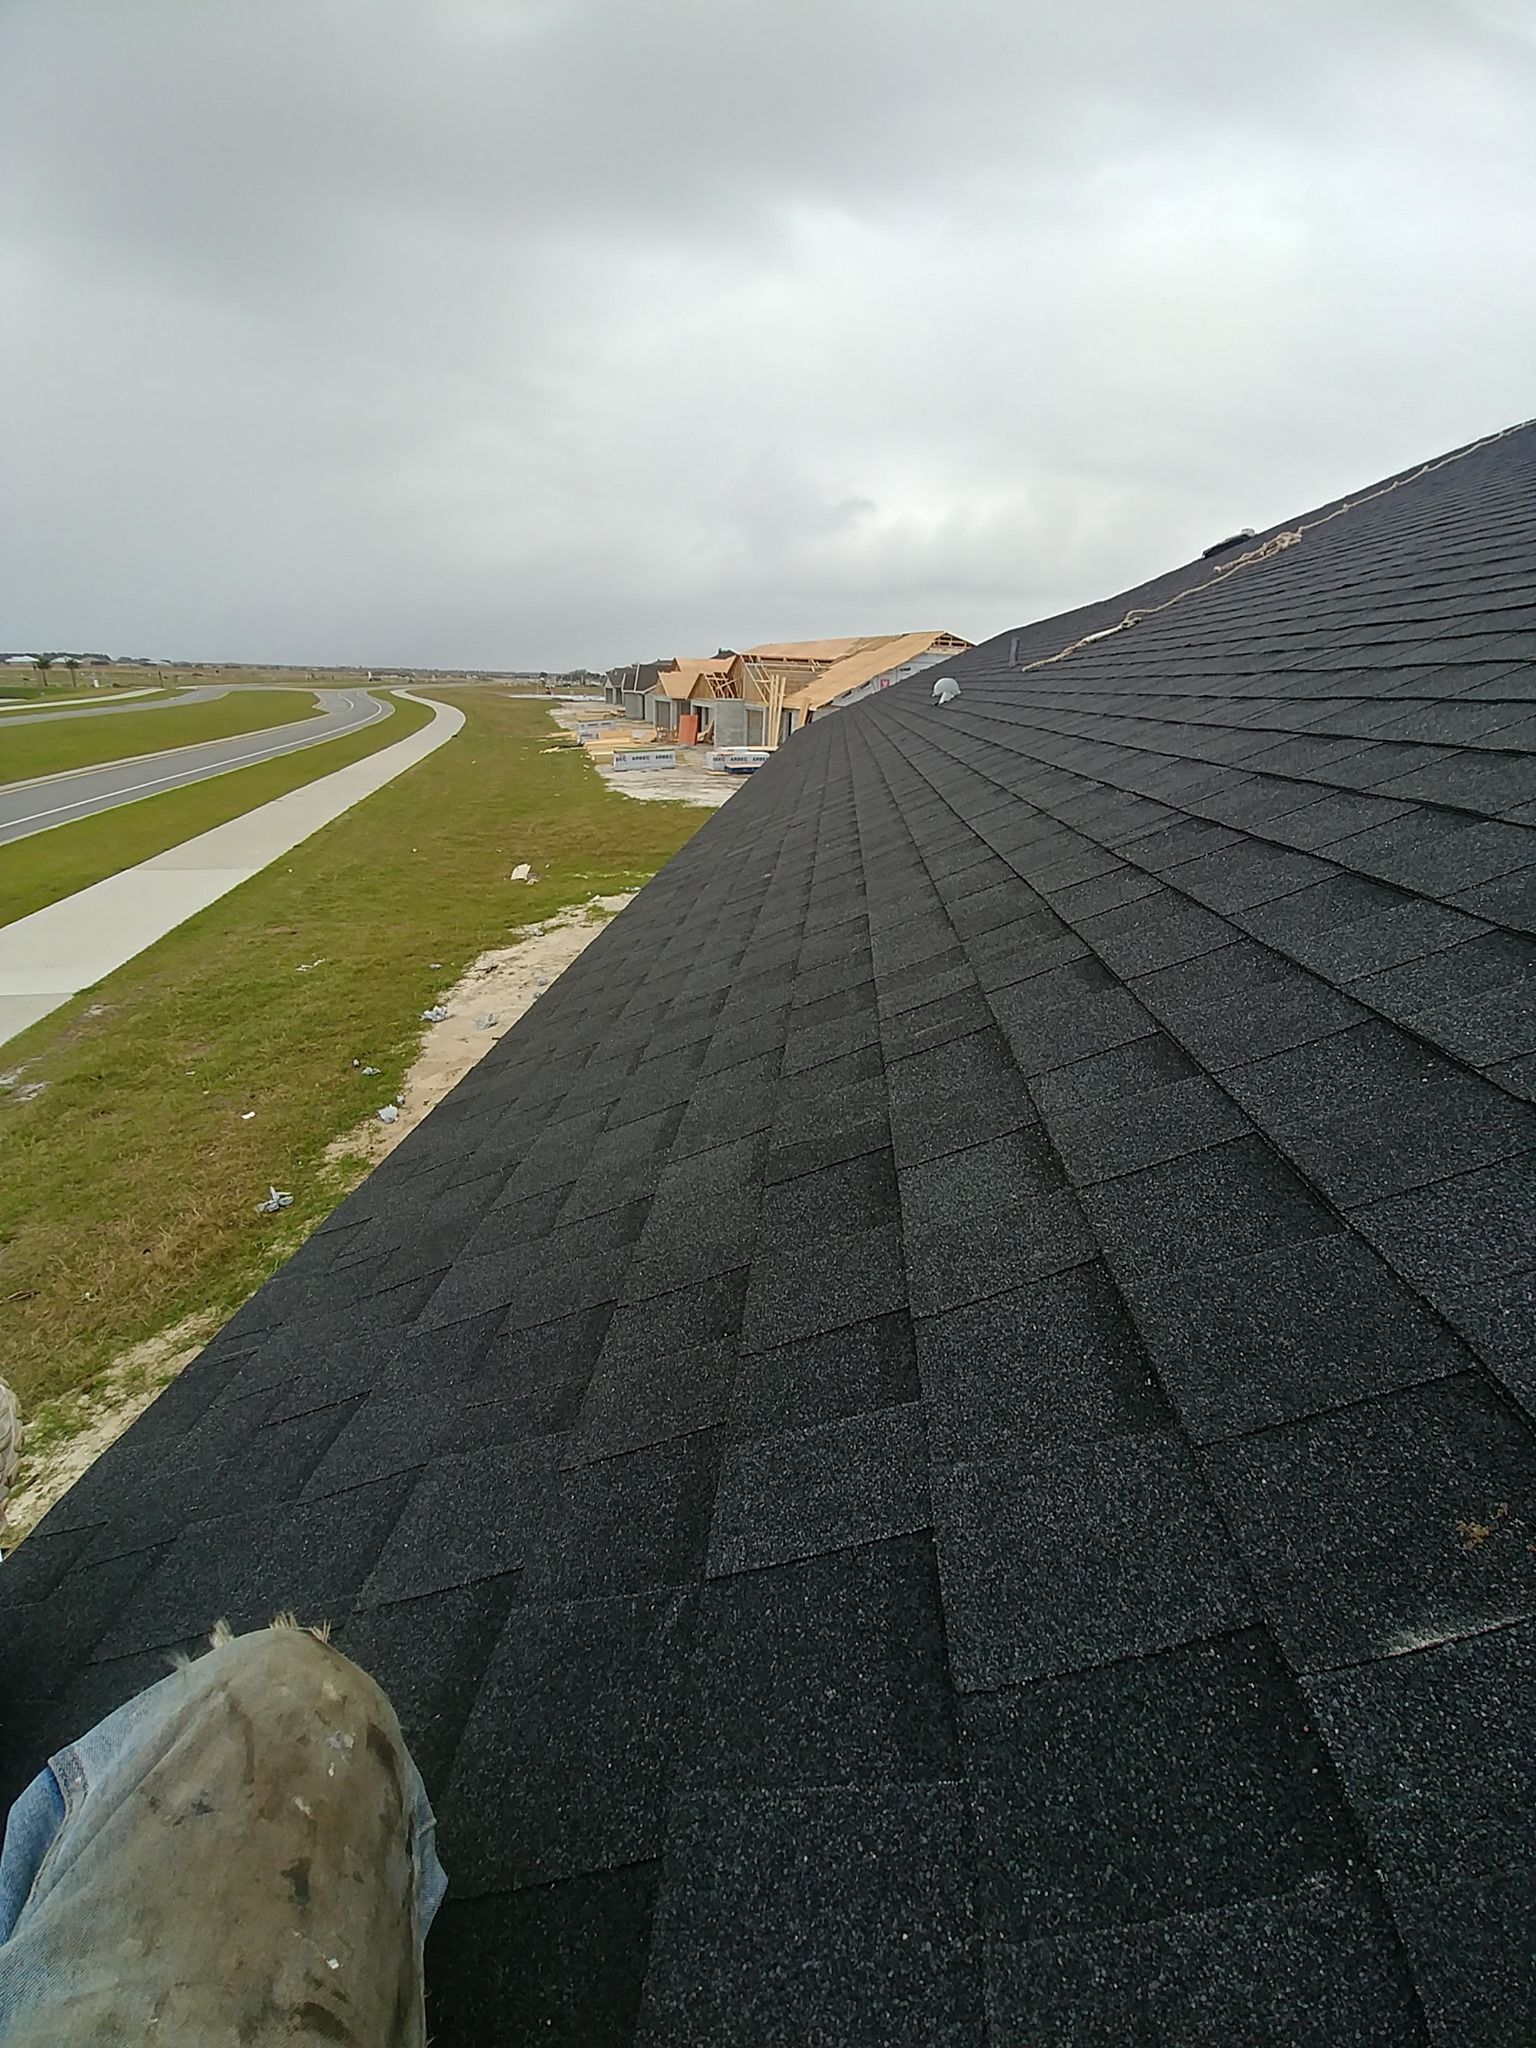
[{"left": 606, "top": 631, "right": 972, "bottom": 747}]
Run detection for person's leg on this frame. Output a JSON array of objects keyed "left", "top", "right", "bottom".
[{"left": 0, "top": 1617, "right": 444, "bottom": 2046}]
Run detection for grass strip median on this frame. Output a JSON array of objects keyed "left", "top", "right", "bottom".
[
  {"left": 0, "top": 694, "right": 707, "bottom": 1422},
  {"left": 0, "top": 692, "right": 434, "bottom": 928},
  {"left": 0, "top": 687, "right": 179, "bottom": 711},
  {"left": 0, "top": 687, "right": 322, "bottom": 784}
]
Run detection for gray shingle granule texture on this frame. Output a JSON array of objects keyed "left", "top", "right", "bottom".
[{"left": 5, "top": 424, "right": 1535, "bottom": 2044}]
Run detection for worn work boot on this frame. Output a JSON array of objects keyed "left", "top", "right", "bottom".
[{"left": 0, "top": 1618, "right": 443, "bottom": 2046}]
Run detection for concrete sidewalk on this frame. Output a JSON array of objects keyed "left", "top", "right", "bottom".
[{"left": 0, "top": 691, "right": 463, "bottom": 1049}]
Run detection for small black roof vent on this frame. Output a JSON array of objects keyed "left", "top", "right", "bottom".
[{"left": 1202, "top": 527, "right": 1257, "bottom": 559}]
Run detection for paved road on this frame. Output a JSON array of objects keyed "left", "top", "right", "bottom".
[
  {"left": 0, "top": 692, "right": 460, "bottom": 1048},
  {"left": 0, "top": 685, "right": 235, "bottom": 729},
  {"left": 0, "top": 690, "right": 395, "bottom": 849}
]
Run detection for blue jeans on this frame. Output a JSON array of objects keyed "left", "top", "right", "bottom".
[{"left": 0, "top": 1621, "right": 445, "bottom": 2045}]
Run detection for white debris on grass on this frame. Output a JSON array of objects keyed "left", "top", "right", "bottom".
[
  {"left": 2, "top": 1081, "right": 48, "bottom": 1106},
  {"left": 257, "top": 1187, "right": 293, "bottom": 1213},
  {"left": 326, "top": 895, "right": 635, "bottom": 1171}
]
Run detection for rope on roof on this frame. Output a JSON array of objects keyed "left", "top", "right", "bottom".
[{"left": 1012, "top": 413, "right": 1536, "bottom": 678}]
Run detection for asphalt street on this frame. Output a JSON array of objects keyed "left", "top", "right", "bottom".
[
  {"left": 0, "top": 684, "right": 234, "bottom": 728},
  {"left": 0, "top": 690, "right": 395, "bottom": 849}
]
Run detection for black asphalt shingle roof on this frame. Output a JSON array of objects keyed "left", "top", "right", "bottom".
[{"left": 4, "top": 422, "right": 1535, "bottom": 2043}]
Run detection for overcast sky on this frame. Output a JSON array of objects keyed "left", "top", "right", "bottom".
[{"left": 2, "top": 1, "right": 1533, "bottom": 670}]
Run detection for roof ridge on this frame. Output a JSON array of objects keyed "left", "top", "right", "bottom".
[{"left": 999, "top": 415, "right": 1536, "bottom": 689}]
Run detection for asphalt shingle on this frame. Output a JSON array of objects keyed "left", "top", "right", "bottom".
[
  {"left": 1306, "top": 1620, "right": 1536, "bottom": 2044},
  {"left": 441, "top": 1588, "right": 692, "bottom": 1892},
  {"left": 933, "top": 1432, "right": 1253, "bottom": 1689},
  {"left": 1201, "top": 1374, "right": 1536, "bottom": 1671},
  {"left": 706, "top": 1401, "right": 930, "bottom": 1574},
  {"left": 961, "top": 1629, "right": 1356, "bottom": 1936},
  {"left": 678, "top": 1534, "right": 957, "bottom": 1787},
  {"left": 424, "top": 1869, "right": 660, "bottom": 2048},
  {"left": 635, "top": 1786, "right": 985, "bottom": 2048},
  {"left": 916, "top": 1263, "right": 1168, "bottom": 1462},
  {"left": 726, "top": 1310, "right": 919, "bottom": 1437},
  {"left": 984, "top": 1879, "right": 1425, "bottom": 2048}
]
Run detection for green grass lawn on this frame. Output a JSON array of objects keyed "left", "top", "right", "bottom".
[
  {"left": 0, "top": 694, "right": 707, "bottom": 1417},
  {"left": 0, "top": 693, "right": 434, "bottom": 928},
  {"left": 0, "top": 688, "right": 322, "bottom": 784}
]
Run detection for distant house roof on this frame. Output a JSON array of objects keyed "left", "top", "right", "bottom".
[
  {"left": 783, "top": 629, "right": 973, "bottom": 712},
  {"left": 5, "top": 423, "right": 1536, "bottom": 2045},
  {"left": 741, "top": 635, "right": 897, "bottom": 664},
  {"left": 654, "top": 654, "right": 742, "bottom": 701},
  {"left": 609, "top": 662, "right": 662, "bottom": 693}
]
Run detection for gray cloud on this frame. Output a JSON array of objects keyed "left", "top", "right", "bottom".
[{"left": 3, "top": 0, "right": 1533, "bottom": 667}]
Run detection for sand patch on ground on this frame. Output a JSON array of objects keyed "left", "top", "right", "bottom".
[
  {"left": 326, "top": 894, "right": 635, "bottom": 1169},
  {"left": 546, "top": 703, "right": 742, "bottom": 807},
  {"left": 3, "top": 1311, "right": 219, "bottom": 1547}
]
